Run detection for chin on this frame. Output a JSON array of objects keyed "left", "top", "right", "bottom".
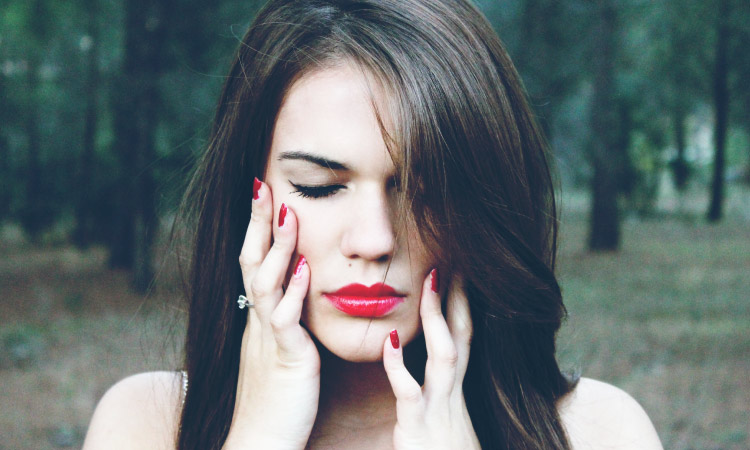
[
  {"left": 325, "top": 343, "right": 386, "bottom": 363},
  {"left": 304, "top": 315, "right": 418, "bottom": 363}
]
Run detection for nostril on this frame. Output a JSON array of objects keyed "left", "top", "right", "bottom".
[{"left": 375, "top": 254, "right": 391, "bottom": 263}]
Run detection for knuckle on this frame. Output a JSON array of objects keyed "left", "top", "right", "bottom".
[
  {"left": 402, "top": 384, "right": 423, "bottom": 404},
  {"left": 460, "top": 328, "right": 473, "bottom": 346},
  {"left": 269, "top": 313, "right": 287, "bottom": 335},
  {"left": 383, "top": 356, "right": 400, "bottom": 372},
  {"left": 249, "top": 210, "right": 267, "bottom": 224},
  {"left": 454, "top": 324, "right": 473, "bottom": 344},
  {"left": 238, "top": 250, "right": 254, "bottom": 269},
  {"left": 249, "top": 278, "right": 270, "bottom": 299},
  {"left": 271, "top": 232, "right": 293, "bottom": 249},
  {"left": 424, "top": 306, "right": 444, "bottom": 319},
  {"left": 438, "top": 346, "right": 459, "bottom": 368}
]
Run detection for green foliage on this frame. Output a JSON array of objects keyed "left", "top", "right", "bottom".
[
  {"left": 624, "top": 131, "right": 662, "bottom": 216},
  {"left": 0, "top": 0, "right": 264, "bottom": 241},
  {"left": 1, "top": 0, "right": 749, "bottom": 248},
  {"left": 1, "top": 324, "right": 46, "bottom": 369}
]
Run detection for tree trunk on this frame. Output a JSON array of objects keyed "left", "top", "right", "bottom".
[
  {"left": 0, "top": 75, "right": 11, "bottom": 220},
  {"left": 707, "top": 0, "right": 730, "bottom": 223},
  {"left": 0, "top": 146, "right": 7, "bottom": 221},
  {"left": 518, "top": 0, "right": 567, "bottom": 139},
  {"left": 672, "top": 106, "right": 689, "bottom": 191},
  {"left": 109, "top": 0, "right": 171, "bottom": 293},
  {"left": 22, "top": 54, "right": 44, "bottom": 240},
  {"left": 109, "top": 78, "right": 136, "bottom": 268},
  {"left": 74, "top": 0, "right": 100, "bottom": 248},
  {"left": 588, "top": 0, "right": 621, "bottom": 251}
]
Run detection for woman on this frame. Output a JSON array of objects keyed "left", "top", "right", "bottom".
[{"left": 83, "top": 0, "right": 662, "bottom": 448}]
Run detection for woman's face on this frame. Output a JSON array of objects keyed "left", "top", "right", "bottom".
[{"left": 264, "top": 63, "right": 433, "bottom": 362}]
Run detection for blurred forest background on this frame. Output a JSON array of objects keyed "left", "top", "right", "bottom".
[{"left": 1, "top": 0, "right": 748, "bottom": 448}]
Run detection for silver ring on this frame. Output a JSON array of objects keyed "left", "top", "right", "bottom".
[{"left": 237, "top": 295, "right": 254, "bottom": 309}]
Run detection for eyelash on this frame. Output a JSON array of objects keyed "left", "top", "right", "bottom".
[{"left": 290, "top": 182, "right": 345, "bottom": 199}]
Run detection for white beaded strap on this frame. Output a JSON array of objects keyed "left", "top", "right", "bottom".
[{"left": 180, "top": 370, "right": 188, "bottom": 405}]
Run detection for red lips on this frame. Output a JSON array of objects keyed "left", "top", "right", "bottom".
[
  {"left": 330, "top": 283, "right": 399, "bottom": 297},
  {"left": 324, "top": 283, "right": 404, "bottom": 317}
]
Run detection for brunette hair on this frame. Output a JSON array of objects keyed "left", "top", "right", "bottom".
[{"left": 176, "top": 0, "right": 576, "bottom": 448}]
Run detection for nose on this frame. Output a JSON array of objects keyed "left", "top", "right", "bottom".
[{"left": 340, "top": 188, "right": 396, "bottom": 262}]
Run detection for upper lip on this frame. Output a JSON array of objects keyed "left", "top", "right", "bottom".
[{"left": 328, "top": 283, "right": 404, "bottom": 297}]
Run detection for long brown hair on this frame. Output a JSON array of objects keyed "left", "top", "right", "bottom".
[{"left": 176, "top": 1, "right": 576, "bottom": 448}]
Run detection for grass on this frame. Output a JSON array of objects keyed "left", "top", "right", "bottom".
[
  {"left": 0, "top": 203, "right": 748, "bottom": 448},
  {"left": 556, "top": 211, "right": 750, "bottom": 449},
  {"left": 0, "top": 246, "right": 185, "bottom": 450}
]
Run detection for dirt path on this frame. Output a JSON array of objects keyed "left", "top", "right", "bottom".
[{"left": 1, "top": 245, "right": 184, "bottom": 449}]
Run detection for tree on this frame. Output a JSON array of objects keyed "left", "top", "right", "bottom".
[
  {"left": 659, "top": 0, "right": 708, "bottom": 192},
  {"left": 0, "top": 74, "right": 10, "bottom": 220},
  {"left": 18, "top": 0, "right": 55, "bottom": 239},
  {"left": 588, "top": 0, "right": 621, "bottom": 251},
  {"left": 109, "top": 0, "right": 173, "bottom": 292},
  {"left": 515, "top": 0, "right": 582, "bottom": 137},
  {"left": 73, "top": 0, "right": 101, "bottom": 248},
  {"left": 707, "top": 0, "right": 730, "bottom": 222},
  {"left": 728, "top": 0, "right": 750, "bottom": 186}
]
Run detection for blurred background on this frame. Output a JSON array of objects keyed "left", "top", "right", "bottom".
[{"left": 1, "top": 0, "right": 748, "bottom": 448}]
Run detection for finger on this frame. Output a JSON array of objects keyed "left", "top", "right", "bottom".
[
  {"left": 420, "top": 269, "right": 459, "bottom": 399},
  {"left": 239, "top": 178, "right": 273, "bottom": 294},
  {"left": 249, "top": 203, "right": 299, "bottom": 323},
  {"left": 446, "top": 278, "right": 473, "bottom": 382},
  {"left": 238, "top": 179, "right": 272, "bottom": 342},
  {"left": 382, "top": 329, "right": 424, "bottom": 429},
  {"left": 239, "top": 178, "right": 273, "bottom": 280},
  {"left": 270, "top": 255, "right": 312, "bottom": 360}
]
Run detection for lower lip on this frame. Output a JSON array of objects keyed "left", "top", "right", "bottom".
[{"left": 324, "top": 295, "right": 404, "bottom": 317}]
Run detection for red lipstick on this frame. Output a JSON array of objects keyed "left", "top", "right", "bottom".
[{"left": 324, "top": 283, "right": 405, "bottom": 317}]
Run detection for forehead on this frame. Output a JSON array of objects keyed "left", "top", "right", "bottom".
[{"left": 269, "top": 64, "right": 396, "bottom": 167}]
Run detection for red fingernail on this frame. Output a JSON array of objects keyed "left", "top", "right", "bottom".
[
  {"left": 390, "top": 329, "right": 400, "bottom": 349},
  {"left": 278, "top": 203, "right": 287, "bottom": 227},
  {"left": 253, "top": 177, "right": 262, "bottom": 200},
  {"left": 294, "top": 255, "right": 306, "bottom": 278},
  {"left": 430, "top": 268, "right": 439, "bottom": 293}
]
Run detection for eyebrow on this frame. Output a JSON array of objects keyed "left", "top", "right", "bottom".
[{"left": 277, "top": 151, "right": 350, "bottom": 171}]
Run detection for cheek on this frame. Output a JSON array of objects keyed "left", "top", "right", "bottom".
[
  {"left": 292, "top": 203, "right": 342, "bottom": 272},
  {"left": 296, "top": 215, "right": 322, "bottom": 256},
  {"left": 405, "top": 232, "right": 435, "bottom": 278}
]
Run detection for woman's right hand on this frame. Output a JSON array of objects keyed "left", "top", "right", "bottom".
[{"left": 223, "top": 179, "right": 320, "bottom": 450}]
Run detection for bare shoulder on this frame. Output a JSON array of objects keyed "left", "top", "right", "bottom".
[
  {"left": 82, "top": 371, "right": 184, "bottom": 450},
  {"left": 557, "top": 377, "right": 663, "bottom": 450}
]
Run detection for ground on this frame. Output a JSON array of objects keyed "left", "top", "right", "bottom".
[
  {"left": 556, "top": 212, "right": 749, "bottom": 449},
  {"left": 1, "top": 200, "right": 748, "bottom": 449}
]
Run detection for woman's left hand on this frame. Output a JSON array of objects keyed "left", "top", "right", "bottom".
[{"left": 382, "top": 269, "right": 480, "bottom": 450}]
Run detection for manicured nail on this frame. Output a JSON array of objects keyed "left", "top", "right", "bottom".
[
  {"left": 278, "top": 203, "right": 287, "bottom": 227},
  {"left": 293, "top": 255, "right": 306, "bottom": 278},
  {"left": 430, "top": 268, "right": 439, "bottom": 293},
  {"left": 390, "top": 329, "right": 400, "bottom": 349},
  {"left": 253, "top": 177, "right": 262, "bottom": 200}
]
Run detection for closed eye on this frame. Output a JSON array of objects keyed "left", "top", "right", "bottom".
[{"left": 289, "top": 181, "right": 345, "bottom": 199}]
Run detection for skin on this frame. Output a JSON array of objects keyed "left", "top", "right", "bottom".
[
  {"left": 81, "top": 63, "right": 663, "bottom": 450},
  {"left": 263, "top": 63, "right": 429, "bottom": 363},
  {"left": 225, "top": 63, "right": 479, "bottom": 449}
]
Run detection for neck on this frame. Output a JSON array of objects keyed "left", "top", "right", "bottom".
[
  {"left": 316, "top": 348, "right": 397, "bottom": 431},
  {"left": 310, "top": 335, "right": 426, "bottom": 444}
]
